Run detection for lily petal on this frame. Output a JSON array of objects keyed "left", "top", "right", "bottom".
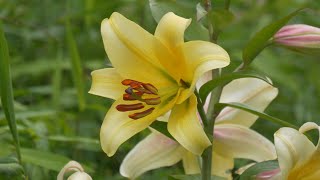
[
  {"left": 154, "top": 12, "right": 191, "bottom": 81},
  {"left": 177, "top": 41, "right": 230, "bottom": 103},
  {"left": 168, "top": 94, "right": 211, "bottom": 155},
  {"left": 274, "top": 127, "right": 316, "bottom": 179},
  {"left": 214, "top": 124, "right": 276, "bottom": 162},
  {"left": 155, "top": 12, "right": 191, "bottom": 49},
  {"left": 101, "top": 12, "right": 175, "bottom": 86},
  {"left": 299, "top": 122, "right": 320, "bottom": 148},
  {"left": 216, "top": 78, "right": 278, "bottom": 127},
  {"left": 89, "top": 68, "right": 125, "bottom": 99},
  {"left": 182, "top": 151, "right": 200, "bottom": 174},
  {"left": 100, "top": 93, "right": 178, "bottom": 156},
  {"left": 212, "top": 151, "right": 234, "bottom": 180},
  {"left": 120, "top": 131, "right": 185, "bottom": 179}
]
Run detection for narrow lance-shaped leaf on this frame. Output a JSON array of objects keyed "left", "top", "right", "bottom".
[
  {"left": 65, "top": 20, "right": 86, "bottom": 111},
  {"left": 242, "top": 8, "right": 305, "bottom": 66},
  {"left": 0, "top": 21, "right": 22, "bottom": 163},
  {"left": 199, "top": 70, "right": 272, "bottom": 103},
  {"left": 215, "top": 102, "right": 298, "bottom": 129},
  {"left": 21, "top": 148, "right": 93, "bottom": 173}
]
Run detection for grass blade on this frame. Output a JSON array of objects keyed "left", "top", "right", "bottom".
[
  {"left": 0, "top": 21, "right": 22, "bottom": 163},
  {"left": 65, "top": 20, "right": 86, "bottom": 111}
]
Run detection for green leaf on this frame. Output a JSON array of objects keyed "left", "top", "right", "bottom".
[
  {"left": 0, "top": 21, "right": 21, "bottom": 162},
  {"left": 21, "top": 148, "right": 93, "bottom": 173},
  {"left": 48, "top": 135, "right": 101, "bottom": 151},
  {"left": 65, "top": 20, "right": 86, "bottom": 111},
  {"left": 169, "top": 174, "right": 226, "bottom": 180},
  {"left": 242, "top": 8, "right": 304, "bottom": 66},
  {"left": 149, "top": 0, "right": 209, "bottom": 41},
  {"left": 199, "top": 70, "right": 272, "bottom": 103},
  {"left": 0, "top": 163, "right": 24, "bottom": 178},
  {"left": 209, "top": 8, "right": 234, "bottom": 35},
  {"left": 240, "top": 160, "right": 279, "bottom": 180},
  {"left": 0, "top": 157, "right": 24, "bottom": 179},
  {"left": 215, "top": 102, "right": 298, "bottom": 129},
  {"left": 150, "top": 121, "right": 174, "bottom": 139},
  {"left": 0, "top": 109, "right": 56, "bottom": 120}
]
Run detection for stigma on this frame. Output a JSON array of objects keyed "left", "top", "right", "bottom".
[{"left": 116, "top": 79, "right": 161, "bottom": 120}]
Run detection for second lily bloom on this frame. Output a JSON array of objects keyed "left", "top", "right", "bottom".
[{"left": 120, "top": 77, "right": 278, "bottom": 179}]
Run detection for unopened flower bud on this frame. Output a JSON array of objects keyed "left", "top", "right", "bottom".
[
  {"left": 57, "top": 160, "right": 92, "bottom": 180},
  {"left": 273, "top": 24, "right": 320, "bottom": 55}
]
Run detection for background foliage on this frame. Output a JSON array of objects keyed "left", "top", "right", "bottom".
[{"left": 0, "top": 0, "right": 319, "bottom": 179}]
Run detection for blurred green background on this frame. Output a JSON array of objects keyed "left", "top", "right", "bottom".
[{"left": 0, "top": 0, "right": 319, "bottom": 179}]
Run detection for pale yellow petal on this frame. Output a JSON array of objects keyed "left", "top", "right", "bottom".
[
  {"left": 153, "top": 12, "right": 191, "bottom": 81},
  {"left": 212, "top": 151, "right": 234, "bottom": 180},
  {"left": 196, "top": 71, "right": 212, "bottom": 112},
  {"left": 100, "top": 93, "right": 178, "bottom": 156},
  {"left": 155, "top": 12, "right": 191, "bottom": 50},
  {"left": 214, "top": 124, "right": 276, "bottom": 162},
  {"left": 67, "top": 172, "right": 92, "bottom": 180},
  {"left": 274, "top": 127, "right": 316, "bottom": 179},
  {"left": 182, "top": 151, "right": 200, "bottom": 174},
  {"left": 299, "top": 122, "right": 320, "bottom": 148},
  {"left": 120, "top": 132, "right": 185, "bottom": 179},
  {"left": 168, "top": 94, "right": 211, "bottom": 155},
  {"left": 177, "top": 41, "right": 230, "bottom": 104},
  {"left": 285, "top": 122, "right": 320, "bottom": 179},
  {"left": 101, "top": 13, "right": 176, "bottom": 87},
  {"left": 88, "top": 68, "right": 125, "bottom": 99},
  {"left": 216, "top": 78, "right": 278, "bottom": 127}
]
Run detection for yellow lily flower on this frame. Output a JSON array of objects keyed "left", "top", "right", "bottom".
[
  {"left": 269, "top": 122, "right": 320, "bottom": 179},
  {"left": 89, "top": 12, "right": 230, "bottom": 157},
  {"left": 120, "top": 77, "right": 278, "bottom": 179}
]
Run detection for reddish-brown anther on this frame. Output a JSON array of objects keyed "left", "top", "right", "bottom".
[
  {"left": 141, "top": 83, "right": 158, "bottom": 95},
  {"left": 116, "top": 103, "right": 144, "bottom": 112},
  {"left": 144, "top": 97, "right": 161, "bottom": 105},
  {"left": 122, "top": 79, "right": 141, "bottom": 86},
  {"left": 129, "top": 107, "right": 155, "bottom": 119}
]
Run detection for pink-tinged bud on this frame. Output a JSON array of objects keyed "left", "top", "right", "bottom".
[
  {"left": 256, "top": 168, "right": 281, "bottom": 180},
  {"left": 273, "top": 24, "right": 320, "bottom": 54}
]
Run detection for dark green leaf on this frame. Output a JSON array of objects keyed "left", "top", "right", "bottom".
[
  {"left": 149, "top": 0, "right": 209, "bottom": 40},
  {"left": 242, "top": 8, "right": 305, "bottom": 66},
  {"left": 215, "top": 102, "right": 297, "bottom": 129},
  {"left": 240, "top": 160, "right": 279, "bottom": 180},
  {"left": 0, "top": 163, "right": 24, "bottom": 177},
  {"left": 209, "top": 8, "right": 234, "bottom": 35},
  {"left": 150, "top": 121, "right": 174, "bottom": 139},
  {"left": 0, "top": 21, "right": 21, "bottom": 162},
  {"left": 169, "top": 174, "right": 226, "bottom": 180},
  {"left": 199, "top": 70, "right": 272, "bottom": 103},
  {"left": 21, "top": 148, "right": 93, "bottom": 173}
]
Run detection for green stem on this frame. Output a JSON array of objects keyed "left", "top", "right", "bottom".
[
  {"left": 200, "top": 0, "right": 222, "bottom": 179},
  {"left": 195, "top": 89, "right": 212, "bottom": 180},
  {"left": 224, "top": 0, "right": 231, "bottom": 10}
]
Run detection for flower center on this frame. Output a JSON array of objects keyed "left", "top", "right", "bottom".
[{"left": 116, "top": 79, "right": 161, "bottom": 120}]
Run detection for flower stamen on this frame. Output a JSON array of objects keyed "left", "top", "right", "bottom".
[
  {"left": 118, "top": 79, "right": 162, "bottom": 119},
  {"left": 116, "top": 103, "right": 144, "bottom": 112},
  {"left": 129, "top": 107, "right": 155, "bottom": 119}
]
